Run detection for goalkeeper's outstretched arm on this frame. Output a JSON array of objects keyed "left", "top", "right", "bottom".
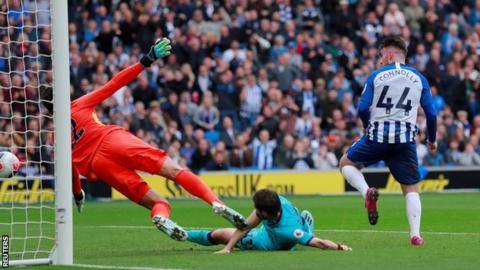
[
  {"left": 73, "top": 38, "right": 172, "bottom": 108},
  {"left": 73, "top": 63, "right": 145, "bottom": 108}
]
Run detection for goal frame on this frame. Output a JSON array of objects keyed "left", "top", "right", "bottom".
[{"left": 8, "top": 0, "right": 73, "bottom": 266}]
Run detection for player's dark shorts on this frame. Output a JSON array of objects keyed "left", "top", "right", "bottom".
[
  {"left": 235, "top": 228, "right": 276, "bottom": 251},
  {"left": 347, "top": 135, "right": 420, "bottom": 185}
]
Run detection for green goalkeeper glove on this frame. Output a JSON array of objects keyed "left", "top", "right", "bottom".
[{"left": 140, "top": 38, "right": 172, "bottom": 67}]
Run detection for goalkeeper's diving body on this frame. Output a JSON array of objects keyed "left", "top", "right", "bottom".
[
  {"left": 187, "top": 189, "right": 352, "bottom": 252},
  {"left": 70, "top": 38, "right": 246, "bottom": 241}
]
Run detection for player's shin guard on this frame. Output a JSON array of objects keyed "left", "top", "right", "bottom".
[
  {"left": 150, "top": 201, "right": 171, "bottom": 218},
  {"left": 174, "top": 169, "right": 219, "bottom": 205},
  {"left": 341, "top": 165, "right": 369, "bottom": 198},
  {"left": 187, "top": 230, "right": 217, "bottom": 246},
  {"left": 405, "top": 192, "right": 422, "bottom": 238}
]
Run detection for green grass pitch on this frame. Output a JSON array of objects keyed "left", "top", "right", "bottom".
[{"left": 16, "top": 193, "right": 480, "bottom": 269}]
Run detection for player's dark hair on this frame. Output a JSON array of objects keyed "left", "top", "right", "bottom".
[
  {"left": 253, "top": 189, "right": 281, "bottom": 217},
  {"left": 379, "top": 36, "right": 408, "bottom": 56}
]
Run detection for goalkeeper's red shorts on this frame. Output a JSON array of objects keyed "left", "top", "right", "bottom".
[{"left": 91, "top": 130, "right": 167, "bottom": 203}]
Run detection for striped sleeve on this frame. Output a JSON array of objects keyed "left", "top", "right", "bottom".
[{"left": 419, "top": 75, "right": 437, "bottom": 143}]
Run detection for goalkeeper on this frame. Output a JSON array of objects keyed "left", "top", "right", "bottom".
[
  {"left": 188, "top": 189, "right": 352, "bottom": 252},
  {"left": 70, "top": 38, "right": 246, "bottom": 241}
]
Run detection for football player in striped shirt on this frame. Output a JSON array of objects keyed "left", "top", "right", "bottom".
[{"left": 339, "top": 36, "right": 437, "bottom": 246}]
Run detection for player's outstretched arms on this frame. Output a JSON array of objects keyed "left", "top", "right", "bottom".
[
  {"left": 215, "top": 210, "right": 261, "bottom": 254},
  {"left": 308, "top": 237, "right": 352, "bottom": 251},
  {"left": 74, "top": 38, "right": 172, "bottom": 108}
]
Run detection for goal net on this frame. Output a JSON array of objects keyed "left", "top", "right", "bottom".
[{"left": 0, "top": 0, "right": 72, "bottom": 266}]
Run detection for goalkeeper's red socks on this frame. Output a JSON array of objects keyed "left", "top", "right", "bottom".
[
  {"left": 174, "top": 169, "right": 220, "bottom": 205},
  {"left": 150, "top": 201, "right": 171, "bottom": 218}
]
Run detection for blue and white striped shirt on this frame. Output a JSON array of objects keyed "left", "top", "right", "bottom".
[
  {"left": 358, "top": 63, "right": 437, "bottom": 144},
  {"left": 253, "top": 139, "right": 277, "bottom": 170}
]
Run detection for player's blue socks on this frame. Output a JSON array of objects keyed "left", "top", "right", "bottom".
[{"left": 186, "top": 230, "right": 216, "bottom": 246}]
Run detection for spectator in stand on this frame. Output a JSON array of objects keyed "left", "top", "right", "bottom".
[
  {"left": 459, "top": 143, "right": 480, "bottom": 166},
  {"left": 220, "top": 116, "right": 236, "bottom": 150},
  {"left": 441, "top": 23, "right": 460, "bottom": 55},
  {"left": 445, "top": 140, "right": 462, "bottom": 165},
  {"left": 239, "top": 75, "right": 262, "bottom": 130},
  {"left": 295, "top": 79, "right": 322, "bottom": 117},
  {"left": 205, "top": 150, "right": 229, "bottom": 171},
  {"left": 423, "top": 146, "right": 445, "bottom": 166},
  {"left": 277, "top": 94, "right": 299, "bottom": 135},
  {"left": 289, "top": 140, "right": 314, "bottom": 170},
  {"left": 313, "top": 144, "right": 338, "bottom": 170},
  {"left": 214, "top": 70, "right": 239, "bottom": 125},
  {"left": 404, "top": 0, "right": 424, "bottom": 36},
  {"left": 193, "top": 91, "right": 219, "bottom": 131},
  {"left": 133, "top": 75, "right": 157, "bottom": 109},
  {"left": 254, "top": 106, "right": 279, "bottom": 139},
  {"left": 190, "top": 138, "right": 213, "bottom": 173},
  {"left": 223, "top": 40, "right": 247, "bottom": 67},
  {"left": 194, "top": 64, "right": 214, "bottom": 95},
  {"left": 294, "top": 110, "right": 313, "bottom": 139},
  {"left": 275, "top": 134, "right": 295, "bottom": 168},
  {"left": 275, "top": 54, "right": 300, "bottom": 91},
  {"left": 230, "top": 133, "right": 253, "bottom": 168},
  {"left": 383, "top": 3, "right": 406, "bottom": 36},
  {"left": 253, "top": 129, "right": 276, "bottom": 170}
]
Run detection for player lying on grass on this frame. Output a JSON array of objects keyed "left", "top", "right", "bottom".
[
  {"left": 69, "top": 38, "right": 246, "bottom": 241},
  {"left": 187, "top": 189, "right": 352, "bottom": 252}
]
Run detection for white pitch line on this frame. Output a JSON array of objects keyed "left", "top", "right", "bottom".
[
  {"left": 315, "top": 229, "right": 480, "bottom": 236},
  {"left": 72, "top": 263, "right": 186, "bottom": 270},
  {"left": 80, "top": 225, "right": 480, "bottom": 236}
]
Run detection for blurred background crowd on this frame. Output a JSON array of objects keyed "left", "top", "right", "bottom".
[{"left": 1, "top": 0, "right": 480, "bottom": 176}]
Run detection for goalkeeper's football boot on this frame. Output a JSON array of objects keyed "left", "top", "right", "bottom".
[
  {"left": 212, "top": 201, "right": 247, "bottom": 229},
  {"left": 410, "top": 236, "right": 424, "bottom": 246},
  {"left": 152, "top": 215, "right": 187, "bottom": 241},
  {"left": 301, "top": 210, "right": 314, "bottom": 235},
  {"left": 365, "top": 188, "right": 379, "bottom": 225}
]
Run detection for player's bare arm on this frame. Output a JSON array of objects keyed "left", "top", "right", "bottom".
[
  {"left": 308, "top": 237, "right": 352, "bottom": 251},
  {"left": 215, "top": 210, "right": 261, "bottom": 254}
]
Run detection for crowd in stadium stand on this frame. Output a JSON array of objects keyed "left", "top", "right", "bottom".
[{"left": 1, "top": 0, "right": 480, "bottom": 176}]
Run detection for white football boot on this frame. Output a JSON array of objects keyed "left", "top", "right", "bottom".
[
  {"left": 152, "top": 215, "right": 188, "bottom": 241},
  {"left": 212, "top": 201, "right": 247, "bottom": 229}
]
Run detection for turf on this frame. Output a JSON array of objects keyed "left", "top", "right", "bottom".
[{"left": 12, "top": 193, "right": 480, "bottom": 270}]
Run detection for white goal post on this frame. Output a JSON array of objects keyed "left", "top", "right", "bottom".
[
  {"left": 51, "top": 0, "right": 73, "bottom": 265},
  {"left": 2, "top": 0, "right": 72, "bottom": 266}
]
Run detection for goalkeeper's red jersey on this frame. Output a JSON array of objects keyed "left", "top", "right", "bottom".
[{"left": 70, "top": 63, "right": 144, "bottom": 179}]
